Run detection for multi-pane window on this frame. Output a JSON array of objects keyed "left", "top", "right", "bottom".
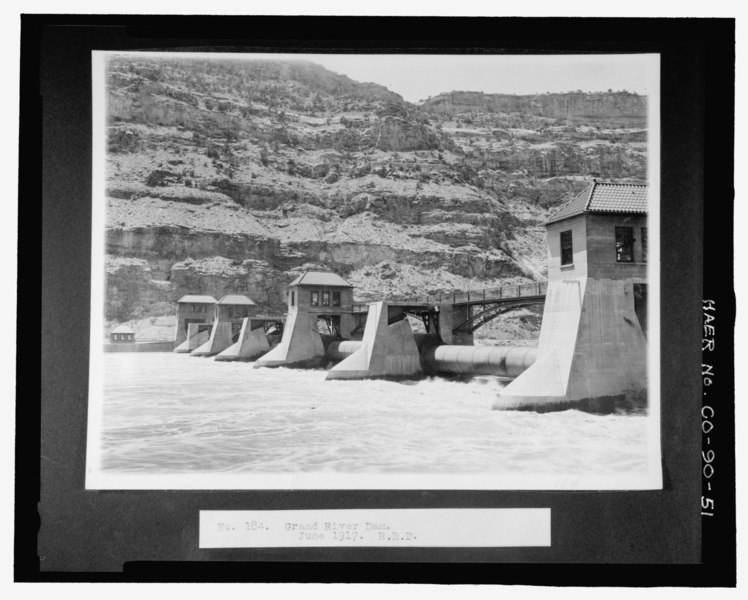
[
  {"left": 332, "top": 291, "right": 341, "bottom": 307},
  {"left": 321, "top": 291, "right": 330, "bottom": 306},
  {"left": 560, "top": 230, "right": 573, "bottom": 266},
  {"left": 641, "top": 227, "right": 648, "bottom": 263},
  {"left": 615, "top": 226, "right": 634, "bottom": 262},
  {"left": 311, "top": 291, "right": 319, "bottom": 306},
  {"left": 191, "top": 304, "right": 207, "bottom": 312}
]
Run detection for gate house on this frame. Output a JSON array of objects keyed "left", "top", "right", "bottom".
[
  {"left": 214, "top": 294, "right": 257, "bottom": 321},
  {"left": 174, "top": 295, "right": 217, "bottom": 346},
  {"left": 287, "top": 271, "right": 354, "bottom": 338},
  {"left": 495, "top": 180, "right": 649, "bottom": 411}
]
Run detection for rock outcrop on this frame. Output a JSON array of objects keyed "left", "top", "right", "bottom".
[{"left": 103, "top": 57, "right": 647, "bottom": 327}]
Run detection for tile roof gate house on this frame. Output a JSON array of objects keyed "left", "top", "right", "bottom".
[{"left": 494, "top": 180, "right": 649, "bottom": 412}]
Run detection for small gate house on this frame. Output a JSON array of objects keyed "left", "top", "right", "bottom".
[
  {"left": 214, "top": 294, "right": 257, "bottom": 321},
  {"left": 287, "top": 271, "right": 354, "bottom": 338},
  {"left": 175, "top": 294, "right": 217, "bottom": 346},
  {"left": 495, "top": 180, "right": 649, "bottom": 412},
  {"left": 110, "top": 324, "right": 135, "bottom": 344}
]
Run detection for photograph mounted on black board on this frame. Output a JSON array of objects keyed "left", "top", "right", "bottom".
[
  {"left": 26, "top": 14, "right": 735, "bottom": 582},
  {"left": 86, "top": 50, "right": 662, "bottom": 491}
]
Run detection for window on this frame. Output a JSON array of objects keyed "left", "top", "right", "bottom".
[
  {"left": 332, "top": 291, "right": 341, "bottom": 307},
  {"left": 321, "top": 291, "right": 330, "bottom": 306},
  {"left": 311, "top": 291, "right": 319, "bottom": 306},
  {"left": 191, "top": 304, "right": 206, "bottom": 313},
  {"left": 113, "top": 333, "right": 119, "bottom": 341},
  {"left": 290, "top": 291, "right": 295, "bottom": 306},
  {"left": 615, "top": 226, "right": 634, "bottom": 262},
  {"left": 560, "top": 230, "right": 573, "bottom": 266},
  {"left": 641, "top": 227, "right": 648, "bottom": 263}
]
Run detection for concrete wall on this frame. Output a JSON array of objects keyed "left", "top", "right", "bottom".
[
  {"left": 586, "top": 214, "right": 647, "bottom": 280},
  {"left": 436, "top": 303, "right": 475, "bottom": 345},
  {"left": 104, "top": 341, "right": 174, "bottom": 353},
  {"left": 547, "top": 215, "right": 588, "bottom": 279}
]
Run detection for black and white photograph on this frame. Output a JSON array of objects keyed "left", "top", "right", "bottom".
[
  {"left": 86, "top": 51, "right": 662, "bottom": 490},
  {"left": 24, "top": 12, "right": 736, "bottom": 582}
]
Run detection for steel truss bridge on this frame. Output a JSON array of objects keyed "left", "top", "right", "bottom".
[{"left": 351, "top": 282, "right": 547, "bottom": 336}]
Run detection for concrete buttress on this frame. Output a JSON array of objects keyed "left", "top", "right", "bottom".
[
  {"left": 326, "top": 302, "right": 421, "bottom": 380},
  {"left": 174, "top": 322, "right": 211, "bottom": 353},
  {"left": 191, "top": 321, "right": 234, "bottom": 357},
  {"left": 493, "top": 278, "right": 647, "bottom": 411},
  {"left": 253, "top": 308, "right": 325, "bottom": 368},
  {"left": 215, "top": 318, "right": 271, "bottom": 362}
]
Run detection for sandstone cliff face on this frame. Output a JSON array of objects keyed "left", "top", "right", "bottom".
[
  {"left": 103, "top": 56, "right": 647, "bottom": 325},
  {"left": 421, "top": 91, "right": 647, "bottom": 123}
]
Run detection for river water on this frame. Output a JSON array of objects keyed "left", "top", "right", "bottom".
[{"left": 93, "top": 353, "right": 654, "bottom": 485}]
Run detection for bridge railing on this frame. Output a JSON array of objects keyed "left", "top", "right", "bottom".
[{"left": 352, "top": 282, "right": 548, "bottom": 309}]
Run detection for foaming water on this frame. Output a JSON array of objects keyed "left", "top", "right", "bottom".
[{"left": 98, "top": 353, "right": 649, "bottom": 475}]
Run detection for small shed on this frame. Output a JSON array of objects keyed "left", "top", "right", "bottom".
[
  {"left": 110, "top": 324, "right": 135, "bottom": 344},
  {"left": 215, "top": 294, "right": 257, "bottom": 321}
]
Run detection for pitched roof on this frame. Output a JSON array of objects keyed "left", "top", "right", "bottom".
[
  {"left": 546, "top": 181, "right": 648, "bottom": 225},
  {"left": 216, "top": 294, "right": 256, "bottom": 305},
  {"left": 111, "top": 325, "right": 135, "bottom": 334},
  {"left": 288, "top": 271, "right": 352, "bottom": 288},
  {"left": 177, "top": 295, "right": 217, "bottom": 304}
]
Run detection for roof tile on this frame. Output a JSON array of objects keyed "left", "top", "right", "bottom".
[{"left": 546, "top": 181, "right": 648, "bottom": 225}]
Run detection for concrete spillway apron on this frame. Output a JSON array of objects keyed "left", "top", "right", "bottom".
[
  {"left": 326, "top": 302, "right": 421, "bottom": 380},
  {"left": 215, "top": 318, "right": 272, "bottom": 362}
]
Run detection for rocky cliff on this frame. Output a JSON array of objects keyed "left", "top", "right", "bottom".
[
  {"left": 103, "top": 56, "right": 647, "bottom": 335},
  {"left": 421, "top": 90, "right": 647, "bottom": 123}
]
